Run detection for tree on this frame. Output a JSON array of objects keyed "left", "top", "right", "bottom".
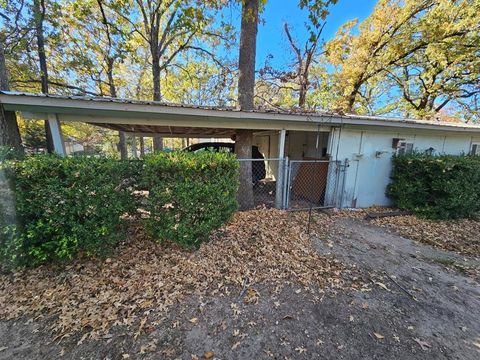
[
  {"left": 32, "top": 0, "right": 55, "bottom": 152},
  {"left": 327, "top": 0, "right": 479, "bottom": 117},
  {"left": 62, "top": 0, "right": 132, "bottom": 158},
  {"left": 235, "top": 0, "right": 259, "bottom": 210},
  {"left": 384, "top": 0, "right": 480, "bottom": 119},
  {"left": 0, "top": 2, "right": 23, "bottom": 151},
  {"left": 106, "top": 0, "right": 227, "bottom": 151}
]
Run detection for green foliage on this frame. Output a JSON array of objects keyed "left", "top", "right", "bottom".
[
  {"left": 0, "top": 156, "right": 143, "bottom": 266},
  {"left": 387, "top": 154, "right": 480, "bottom": 219},
  {"left": 142, "top": 151, "right": 239, "bottom": 247},
  {"left": 0, "top": 152, "right": 239, "bottom": 267}
]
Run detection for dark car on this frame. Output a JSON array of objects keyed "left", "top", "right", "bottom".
[{"left": 183, "top": 142, "right": 266, "bottom": 184}]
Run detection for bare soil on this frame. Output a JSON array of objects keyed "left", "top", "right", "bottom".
[{"left": 1, "top": 212, "right": 479, "bottom": 359}]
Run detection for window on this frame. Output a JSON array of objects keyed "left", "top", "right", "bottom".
[
  {"left": 397, "top": 141, "right": 414, "bottom": 155},
  {"left": 471, "top": 143, "right": 480, "bottom": 156}
]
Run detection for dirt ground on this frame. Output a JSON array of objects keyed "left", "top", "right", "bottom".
[{"left": 1, "top": 213, "right": 479, "bottom": 360}]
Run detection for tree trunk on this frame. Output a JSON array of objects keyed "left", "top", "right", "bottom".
[
  {"left": 33, "top": 0, "right": 54, "bottom": 153},
  {"left": 236, "top": 129, "right": 254, "bottom": 210},
  {"left": 139, "top": 136, "right": 145, "bottom": 157},
  {"left": 106, "top": 56, "right": 128, "bottom": 160},
  {"left": 237, "top": 0, "right": 258, "bottom": 111},
  {"left": 151, "top": 49, "right": 163, "bottom": 151},
  {"left": 118, "top": 131, "right": 127, "bottom": 159},
  {"left": 0, "top": 37, "right": 22, "bottom": 151},
  {"left": 299, "top": 80, "right": 307, "bottom": 109},
  {"left": 235, "top": 0, "right": 259, "bottom": 210},
  {"left": 153, "top": 136, "right": 163, "bottom": 152}
]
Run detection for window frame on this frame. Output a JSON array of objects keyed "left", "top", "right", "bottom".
[{"left": 397, "top": 141, "right": 414, "bottom": 155}]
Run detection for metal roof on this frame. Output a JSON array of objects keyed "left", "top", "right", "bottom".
[{"left": 1, "top": 91, "right": 480, "bottom": 135}]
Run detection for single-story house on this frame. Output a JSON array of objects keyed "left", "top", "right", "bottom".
[{"left": 2, "top": 91, "right": 480, "bottom": 209}]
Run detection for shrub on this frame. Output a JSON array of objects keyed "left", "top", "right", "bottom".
[
  {"left": 0, "top": 156, "right": 142, "bottom": 266},
  {"left": 142, "top": 151, "right": 239, "bottom": 247},
  {"left": 387, "top": 154, "right": 480, "bottom": 219}
]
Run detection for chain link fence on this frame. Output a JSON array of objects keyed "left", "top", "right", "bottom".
[
  {"left": 237, "top": 158, "right": 285, "bottom": 209},
  {"left": 237, "top": 158, "right": 345, "bottom": 211},
  {"left": 286, "top": 160, "right": 342, "bottom": 210}
]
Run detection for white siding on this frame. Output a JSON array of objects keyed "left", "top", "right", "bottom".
[{"left": 330, "top": 127, "right": 474, "bottom": 208}]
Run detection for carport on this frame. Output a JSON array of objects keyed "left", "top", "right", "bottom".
[
  {"left": 0, "top": 92, "right": 337, "bottom": 209},
  {"left": 4, "top": 91, "right": 479, "bottom": 210}
]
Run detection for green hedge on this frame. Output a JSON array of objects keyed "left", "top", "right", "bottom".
[
  {"left": 142, "top": 152, "right": 239, "bottom": 247},
  {"left": 0, "top": 152, "right": 239, "bottom": 267},
  {"left": 387, "top": 154, "right": 480, "bottom": 219},
  {"left": 0, "top": 156, "right": 142, "bottom": 266}
]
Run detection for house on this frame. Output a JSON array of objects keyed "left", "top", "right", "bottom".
[{"left": 2, "top": 91, "right": 480, "bottom": 209}]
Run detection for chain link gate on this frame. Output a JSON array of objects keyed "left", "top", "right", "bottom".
[
  {"left": 237, "top": 158, "right": 346, "bottom": 211},
  {"left": 285, "top": 159, "right": 344, "bottom": 211}
]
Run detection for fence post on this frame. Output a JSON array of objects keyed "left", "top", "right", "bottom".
[
  {"left": 282, "top": 157, "right": 289, "bottom": 209},
  {"left": 338, "top": 158, "right": 349, "bottom": 209},
  {"left": 275, "top": 129, "right": 286, "bottom": 208}
]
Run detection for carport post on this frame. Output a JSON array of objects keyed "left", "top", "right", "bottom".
[
  {"left": 275, "top": 129, "right": 286, "bottom": 208},
  {"left": 47, "top": 113, "right": 66, "bottom": 156}
]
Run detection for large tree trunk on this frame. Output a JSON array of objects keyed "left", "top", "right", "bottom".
[
  {"left": 235, "top": 0, "right": 259, "bottom": 210},
  {"left": 236, "top": 129, "right": 254, "bottom": 210},
  {"left": 0, "top": 37, "right": 22, "bottom": 151},
  {"left": 237, "top": 0, "right": 258, "bottom": 111},
  {"left": 33, "top": 0, "right": 54, "bottom": 153}
]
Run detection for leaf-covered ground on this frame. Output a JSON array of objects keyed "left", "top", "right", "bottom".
[
  {"left": 0, "top": 209, "right": 353, "bottom": 340},
  {"left": 1, "top": 209, "right": 479, "bottom": 359},
  {"left": 344, "top": 209, "right": 480, "bottom": 257}
]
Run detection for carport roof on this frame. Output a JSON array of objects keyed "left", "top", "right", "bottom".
[{"left": 2, "top": 91, "right": 480, "bottom": 135}]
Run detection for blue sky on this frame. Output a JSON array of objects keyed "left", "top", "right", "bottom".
[{"left": 254, "top": 0, "right": 377, "bottom": 68}]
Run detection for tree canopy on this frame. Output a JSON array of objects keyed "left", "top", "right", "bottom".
[{"left": 1, "top": 0, "right": 479, "bottom": 150}]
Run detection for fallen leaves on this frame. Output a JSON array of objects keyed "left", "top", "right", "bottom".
[
  {"left": 134, "top": 317, "right": 148, "bottom": 340},
  {"left": 0, "top": 209, "right": 347, "bottom": 339},
  {"left": 294, "top": 346, "right": 307, "bottom": 354},
  {"left": 413, "top": 337, "right": 431, "bottom": 351},
  {"left": 373, "top": 332, "right": 385, "bottom": 340},
  {"left": 369, "top": 213, "right": 480, "bottom": 257},
  {"left": 203, "top": 351, "right": 214, "bottom": 359},
  {"left": 374, "top": 282, "right": 390, "bottom": 292}
]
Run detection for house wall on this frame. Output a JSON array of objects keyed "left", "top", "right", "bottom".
[
  {"left": 329, "top": 127, "right": 478, "bottom": 208},
  {"left": 253, "top": 130, "right": 331, "bottom": 180}
]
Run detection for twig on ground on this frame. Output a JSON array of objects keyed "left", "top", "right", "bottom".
[{"left": 383, "top": 271, "right": 418, "bottom": 302}]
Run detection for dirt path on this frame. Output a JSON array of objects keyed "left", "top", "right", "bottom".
[
  {"left": 0, "top": 216, "right": 479, "bottom": 359},
  {"left": 312, "top": 216, "right": 480, "bottom": 360}
]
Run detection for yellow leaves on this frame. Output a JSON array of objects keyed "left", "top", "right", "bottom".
[{"left": 373, "top": 332, "right": 385, "bottom": 340}]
